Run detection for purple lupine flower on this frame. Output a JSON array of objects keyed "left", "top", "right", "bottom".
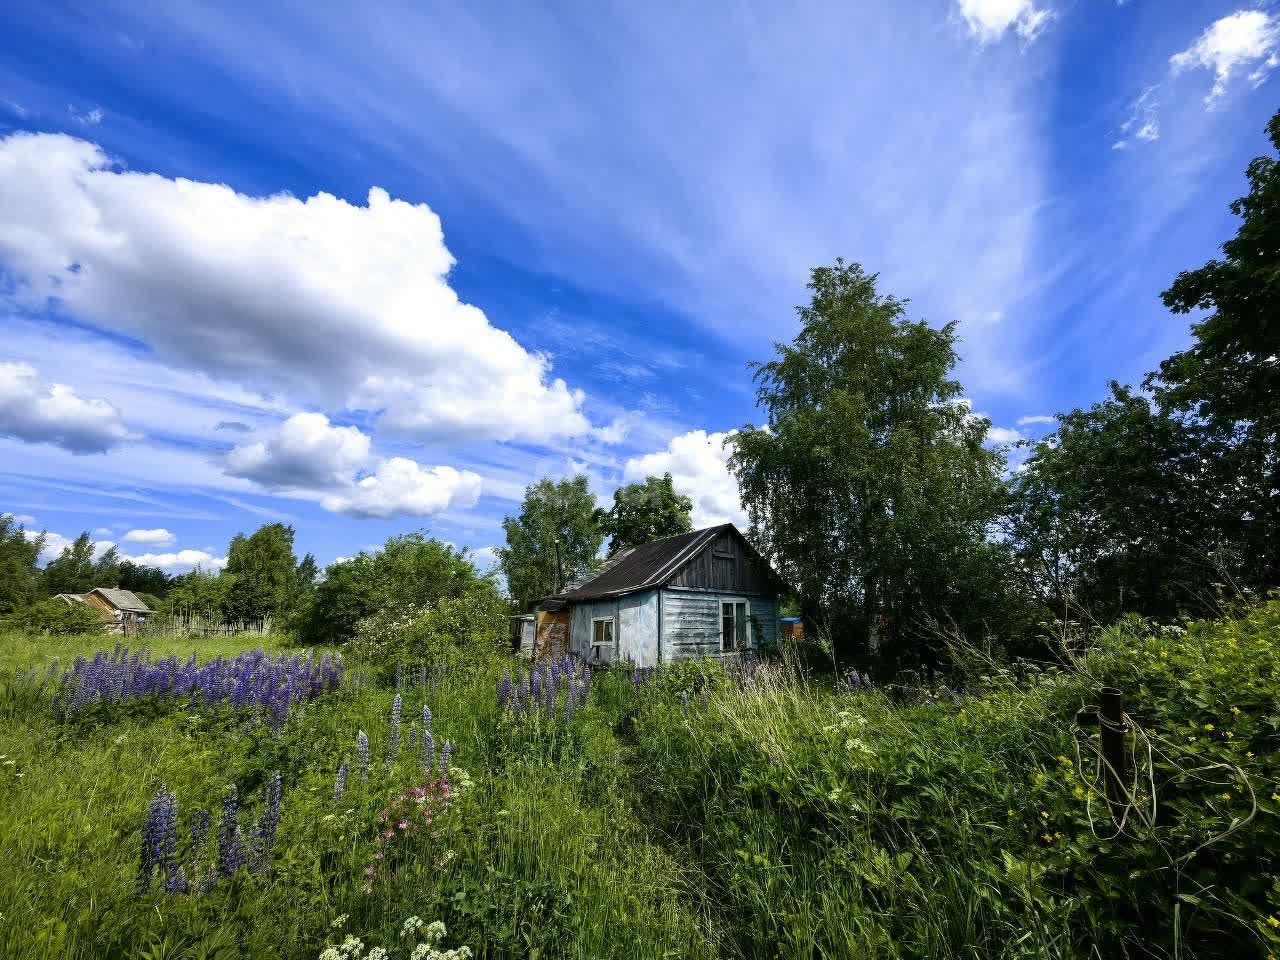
[
  {"left": 356, "top": 731, "right": 370, "bottom": 781},
  {"left": 565, "top": 684, "right": 577, "bottom": 722},
  {"left": 408, "top": 722, "right": 419, "bottom": 750},
  {"left": 498, "top": 670, "right": 514, "bottom": 711},
  {"left": 422, "top": 703, "right": 432, "bottom": 733},
  {"left": 137, "top": 786, "right": 169, "bottom": 894},
  {"left": 253, "top": 772, "right": 282, "bottom": 872},
  {"left": 218, "top": 787, "right": 245, "bottom": 877},
  {"left": 190, "top": 807, "right": 211, "bottom": 849},
  {"left": 530, "top": 670, "right": 543, "bottom": 708},
  {"left": 421, "top": 729, "right": 435, "bottom": 775},
  {"left": 395, "top": 663, "right": 403, "bottom": 690},
  {"left": 165, "top": 863, "right": 188, "bottom": 894},
  {"left": 333, "top": 761, "right": 348, "bottom": 804},
  {"left": 439, "top": 741, "right": 453, "bottom": 780},
  {"left": 387, "top": 694, "right": 402, "bottom": 767}
]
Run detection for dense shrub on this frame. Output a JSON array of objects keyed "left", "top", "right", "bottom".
[{"left": 2, "top": 597, "right": 105, "bottom": 635}]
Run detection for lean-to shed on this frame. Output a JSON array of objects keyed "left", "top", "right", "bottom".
[{"left": 535, "top": 523, "right": 785, "bottom": 666}]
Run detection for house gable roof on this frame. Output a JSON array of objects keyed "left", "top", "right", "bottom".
[
  {"left": 546, "top": 523, "right": 781, "bottom": 603},
  {"left": 89, "top": 587, "right": 151, "bottom": 612}
]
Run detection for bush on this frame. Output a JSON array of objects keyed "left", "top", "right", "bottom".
[
  {"left": 3, "top": 597, "right": 106, "bottom": 635},
  {"left": 350, "top": 586, "right": 509, "bottom": 669}
]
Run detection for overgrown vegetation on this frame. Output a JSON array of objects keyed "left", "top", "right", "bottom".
[{"left": 2, "top": 597, "right": 1279, "bottom": 959}]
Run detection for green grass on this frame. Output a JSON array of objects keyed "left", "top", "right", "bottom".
[{"left": 0, "top": 607, "right": 1278, "bottom": 959}]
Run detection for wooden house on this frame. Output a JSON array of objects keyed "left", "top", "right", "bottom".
[
  {"left": 56, "top": 587, "right": 152, "bottom": 631},
  {"left": 534, "top": 523, "right": 785, "bottom": 667}
]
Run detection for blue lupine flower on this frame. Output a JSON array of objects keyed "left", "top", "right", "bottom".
[
  {"left": 498, "top": 671, "right": 514, "bottom": 711},
  {"left": 190, "top": 807, "right": 211, "bottom": 849},
  {"left": 421, "top": 730, "right": 435, "bottom": 775},
  {"left": 408, "top": 722, "right": 419, "bottom": 749},
  {"left": 388, "top": 694, "right": 403, "bottom": 766},
  {"left": 137, "top": 786, "right": 168, "bottom": 894},
  {"left": 333, "top": 761, "right": 348, "bottom": 804},
  {"left": 439, "top": 741, "right": 453, "bottom": 780},
  {"left": 218, "top": 787, "right": 245, "bottom": 876},
  {"left": 254, "top": 772, "right": 282, "bottom": 872},
  {"left": 422, "top": 703, "right": 432, "bottom": 731},
  {"left": 356, "top": 731, "right": 370, "bottom": 781}
]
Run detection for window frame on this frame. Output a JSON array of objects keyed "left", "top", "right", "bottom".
[
  {"left": 590, "top": 616, "right": 616, "bottom": 663},
  {"left": 719, "top": 597, "right": 751, "bottom": 653}
]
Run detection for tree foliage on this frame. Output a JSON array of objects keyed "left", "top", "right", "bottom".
[
  {"left": 0, "top": 515, "right": 42, "bottom": 615},
  {"left": 728, "top": 260, "right": 1013, "bottom": 660},
  {"left": 1009, "top": 384, "right": 1231, "bottom": 624},
  {"left": 499, "top": 476, "right": 603, "bottom": 611},
  {"left": 597, "top": 473, "right": 693, "bottom": 555},
  {"left": 300, "top": 533, "right": 497, "bottom": 646},
  {"left": 41, "top": 533, "right": 120, "bottom": 596},
  {"left": 1147, "top": 109, "right": 1280, "bottom": 591},
  {"left": 222, "top": 523, "right": 298, "bottom": 623}
]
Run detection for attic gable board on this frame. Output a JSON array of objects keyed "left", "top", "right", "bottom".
[{"left": 666, "top": 526, "right": 778, "bottom": 595}]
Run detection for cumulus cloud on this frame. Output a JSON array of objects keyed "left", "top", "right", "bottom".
[
  {"left": 0, "top": 132, "right": 590, "bottom": 444},
  {"left": 955, "top": 0, "right": 1052, "bottom": 44},
  {"left": 24, "top": 529, "right": 115, "bottom": 566},
  {"left": 224, "top": 412, "right": 371, "bottom": 489},
  {"left": 624, "top": 428, "right": 748, "bottom": 529},
  {"left": 0, "top": 361, "right": 136, "bottom": 453},
  {"left": 321, "top": 459, "right": 482, "bottom": 519},
  {"left": 1171, "top": 10, "right": 1280, "bottom": 104},
  {"left": 1016, "top": 414, "right": 1056, "bottom": 426},
  {"left": 122, "top": 528, "right": 177, "bottom": 546},
  {"left": 121, "top": 548, "right": 227, "bottom": 573},
  {"left": 986, "top": 425, "right": 1024, "bottom": 445}
]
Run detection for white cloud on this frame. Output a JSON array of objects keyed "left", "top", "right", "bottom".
[
  {"left": 470, "top": 545, "right": 501, "bottom": 571},
  {"left": 122, "top": 527, "right": 177, "bottom": 546},
  {"left": 3, "top": 512, "right": 37, "bottom": 525},
  {"left": 986, "top": 425, "right": 1023, "bottom": 445},
  {"left": 1016, "top": 414, "right": 1056, "bottom": 426},
  {"left": 321, "top": 458, "right": 482, "bottom": 518},
  {"left": 624, "top": 428, "right": 747, "bottom": 529},
  {"left": 0, "top": 132, "right": 590, "bottom": 444},
  {"left": 68, "top": 105, "right": 104, "bottom": 125},
  {"left": 120, "top": 548, "right": 227, "bottom": 573},
  {"left": 0, "top": 360, "right": 136, "bottom": 453},
  {"left": 224, "top": 412, "right": 371, "bottom": 488},
  {"left": 956, "top": 0, "right": 1052, "bottom": 44},
  {"left": 1113, "top": 86, "right": 1160, "bottom": 149},
  {"left": 1171, "top": 10, "right": 1280, "bottom": 104}
]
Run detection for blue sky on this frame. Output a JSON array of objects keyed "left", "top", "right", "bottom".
[{"left": 0, "top": 0, "right": 1276, "bottom": 576}]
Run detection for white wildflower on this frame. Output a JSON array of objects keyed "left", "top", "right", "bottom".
[{"left": 318, "top": 949, "right": 341, "bottom": 960}]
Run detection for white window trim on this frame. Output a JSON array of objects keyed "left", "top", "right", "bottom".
[
  {"left": 720, "top": 597, "right": 751, "bottom": 653},
  {"left": 590, "top": 616, "right": 616, "bottom": 663}
]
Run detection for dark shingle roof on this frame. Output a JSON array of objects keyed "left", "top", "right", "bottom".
[{"left": 550, "top": 525, "right": 728, "bottom": 602}]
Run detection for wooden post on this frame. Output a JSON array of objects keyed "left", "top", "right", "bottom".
[{"left": 1099, "top": 686, "right": 1130, "bottom": 824}]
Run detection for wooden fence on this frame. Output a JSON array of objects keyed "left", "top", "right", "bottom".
[{"left": 125, "top": 614, "right": 274, "bottom": 638}]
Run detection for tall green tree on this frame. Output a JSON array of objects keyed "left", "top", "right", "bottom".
[
  {"left": 40, "top": 532, "right": 119, "bottom": 595},
  {"left": 499, "top": 476, "right": 603, "bottom": 611},
  {"left": 0, "top": 514, "right": 42, "bottom": 614},
  {"left": 1009, "top": 383, "right": 1231, "bottom": 624},
  {"left": 597, "top": 473, "right": 693, "bottom": 554},
  {"left": 728, "top": 260, "right": 1011, "bottom": 660},
  {"left": 161, "top": 567, "right": 231, "bottom": 621},
  {"left": 116, "top": 560, "right": 173, "bottom": 598},
  {"left": 222, "top": 523, "right": 298, "bottom": 623},
  {"left": 1147, "top": 108, "right": 1280, "bottom": 590},
  {"left": 301, "top": 533, "right": 495, "bottom": 645}
]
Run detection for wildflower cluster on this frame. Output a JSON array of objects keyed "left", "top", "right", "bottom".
[
  {"left": 317, "top": 917, "right": 470, "bottom": 960},
  {"left": 837, "top": 668, "right": 874, "bottom": 692},
  {"left": 56, "top": 643, "right": 342, "bottom": 720},
  {"left": 498, "top": 656, "right": 591, "bottom": 719},
  {"left": 363, "top": 776, "right": 463, "bottom": 893},
  {"left": 137, "top": 773, "right": 283, "bottom": 895}
]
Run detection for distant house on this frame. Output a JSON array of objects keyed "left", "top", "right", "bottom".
[
  {"left": 56, "top": 587, "right": 152, "bottom": 631},
  {"left": 533, "top": 523, "right": 785, "bottom": 667}
]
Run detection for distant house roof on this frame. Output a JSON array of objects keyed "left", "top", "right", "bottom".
[
  {"left": 89, "top": 587, "right": 151, "bottom": 613},
  {"left": 543, "top": 523, "right": 778, "bottom": 604},
  {"left": 54, "top": 593, "right": 89, "bottom": 606}
]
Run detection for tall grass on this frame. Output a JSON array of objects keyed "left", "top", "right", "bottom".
[{"left": 0, "top": 605, "right": 1277, "bottom": 959}]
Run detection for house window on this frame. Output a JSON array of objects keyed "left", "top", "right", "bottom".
[
  {"left": 721, "top": 600, "right": 750, "bottom": 652},
  {"left": 591, "top": 617, "right": 615, "bottom": 663}
]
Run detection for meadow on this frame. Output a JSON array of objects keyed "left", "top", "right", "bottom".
[{"left": 2, "top": 600, "right": 1280, "bottom": 960}]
